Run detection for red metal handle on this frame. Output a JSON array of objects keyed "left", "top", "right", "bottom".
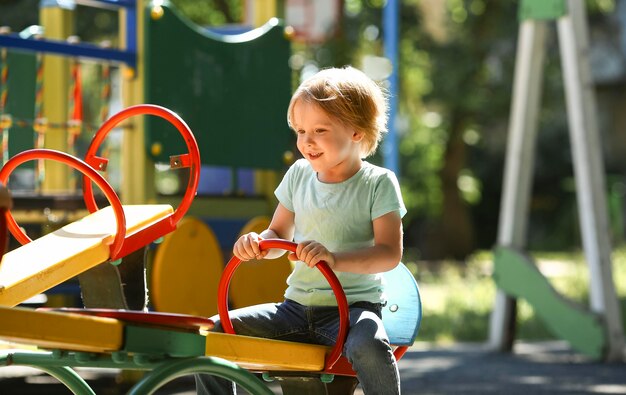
[
  {"left": 0, "top": 149, "right": 126, "bottom": 258},
  {"left": 83, "top": 104, "right": 201, "bottom": 225},
  {"left": 0, "top": 208, "right": 7, "bottom": 262},
  {"left": 0, "top": 184, "right": 11, "bottom": 261},
  {"left": 217, "top": 239, "right": 349, "bottom": 370}
]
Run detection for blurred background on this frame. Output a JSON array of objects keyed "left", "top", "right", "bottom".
[{"left": 0, "top": 0, "right": 625, "bottom": 346}]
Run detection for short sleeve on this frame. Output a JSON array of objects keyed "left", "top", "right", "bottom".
[
  {"left": 371, "top": 171, "right": 407, "bottom": 220},
  {"left": 274, "top": 161, "right": 298, "bottom": 212}
]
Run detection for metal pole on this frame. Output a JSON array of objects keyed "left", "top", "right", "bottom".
[
  {"left": 488, "top": 19, "right": 547, "bottom": 351},
  {"left": 383, "top": 0, "right": 399, "bottom": 175},
  {"left": 557, "top": 0, "right": 625, "bottom": 361}
]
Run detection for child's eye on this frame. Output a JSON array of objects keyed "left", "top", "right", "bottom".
[{"left": 315, "top": 129, "right": 326, "bottom": 134}]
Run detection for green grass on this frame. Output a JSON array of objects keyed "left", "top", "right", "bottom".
[{"left": 407, "top": 246, "right": 626, "bottom": 344}]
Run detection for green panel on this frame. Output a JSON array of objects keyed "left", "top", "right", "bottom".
[
  {"left": 123, "top": 325, "right": 206, "bottom": 358},
  {"left": 519, "top": 0, "right": 566, "bottom": 21},
  {"left": 144, "top": 4, "right": 293, "bottom": 169},
  {"left": 492, "top": 246, "right": 606, "bottom": 359},
  {"left": 5, "top": 51, "right": 37, "bottom": 159}
]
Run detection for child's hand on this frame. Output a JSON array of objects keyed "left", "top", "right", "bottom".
[
  {"left": 290, "top": 240, "right": 336, "bottom": 269},
  {"left": 233, "top": 232, "right": 267, "bottom": 261}
]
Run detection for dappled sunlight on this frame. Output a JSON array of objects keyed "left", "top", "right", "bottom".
[
  {"left": 405, "top": 247, "right": 626, "bottom": 343},
  {"left": 588, "top": 384, "right": 626, "bottom": 394}
]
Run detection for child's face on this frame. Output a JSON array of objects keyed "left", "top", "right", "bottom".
[{"left": 291, "top": 100, "right": 363, "bottom": 183}]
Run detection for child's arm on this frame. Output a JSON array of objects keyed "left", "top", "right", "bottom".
[
  {"left": 294, "top": 211, "right": 403, "bottom": 274},
  {"left": 232, "top": 203, "right": 295, "bottom": 261}
]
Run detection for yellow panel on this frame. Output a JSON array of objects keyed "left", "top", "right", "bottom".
[
  {"left": 40, "top": 6, "right": 73, "bottom": 191},
  {"left": 229, "top": 216, "right": 293, "bottom": 309},
  {"left": 0, "top": 306, "right": 123, "bottom": 353},
  {"left": 151, "top": 217, "right": 223, "bottom": 317},
  {"left": 0, "top": 204, "right": 173, "bottom": 307},
  {"left": 205, "top": 332, "right": 327, "bottom": 372}
]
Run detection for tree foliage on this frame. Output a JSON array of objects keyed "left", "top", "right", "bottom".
[{"left": 1, "top": 0, "right": 621, "bottom": 259}]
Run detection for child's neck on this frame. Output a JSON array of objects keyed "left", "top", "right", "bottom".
[{"left": 317, "top": 158, "right": 363, "bottom": 183}]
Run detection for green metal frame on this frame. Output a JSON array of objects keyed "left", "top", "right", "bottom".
[
  {"left": 519, "top": 0, "right": 566, "bottom": 21},
  {"left": 0, "top": 322, "right": 274, "bottom": 395},
  {"left": 492, "top": 246, "right": 606, "bottom": 359},
  {"left": 0, "top": 349, "right": 273, "bottom": 395}
]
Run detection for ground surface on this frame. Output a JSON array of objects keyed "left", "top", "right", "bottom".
[{"left": 1, "top": 341, "right": 625, "bottom": 394}]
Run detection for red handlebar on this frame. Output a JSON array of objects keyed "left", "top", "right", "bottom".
[
  {"left": 217, "top": 239, "right": 350, "bottom": 370},
  {"left": 0, "top": 104, "right": 201, "bottom": 260},
  {"left": 0, "top": 149, "right": 126, "bottom": 258},
  {"left": 83, "top": 104, "right": 200, "bottom": 225}
]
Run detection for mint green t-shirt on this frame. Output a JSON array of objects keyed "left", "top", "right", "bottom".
[{"left": 275, "top": 159, "right": 407, "bottom": 306}]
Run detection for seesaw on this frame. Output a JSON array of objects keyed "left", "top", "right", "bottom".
[
  {"left": 0, "top": 305, "right": 275, "bottom": 395},
  {"left": 0, "top": 104, "right": 200, "bottom": 308},
  {"left": 0, "top": 104, "right": 279, "bottom": 394},
  {"left": 0, "top": 104, "right": 422, "bottom": 394},
  {"left": 0, "top": 245, "right": 337, "bottom": 394},
  {"left": 0, "top": 239, "right": 421, "bottom": 394}
]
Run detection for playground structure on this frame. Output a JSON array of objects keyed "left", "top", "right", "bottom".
[
  {"left": 0, "top": 2, "right": 423, "bottom": 391},
  {"left": 0, "top": 102, "right": 422, "bottom": 394},
  {"left": 0, "top": 0, "right": 294, "bottom": 313},
  {"left": 1, "top": 0, "right": 623, "bottom": 373},
  {"left": 489, "top": 0, "right": 625, "bottom": 362}
]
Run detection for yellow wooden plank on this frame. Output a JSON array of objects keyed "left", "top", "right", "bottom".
[
  {"left": 0, "top": 306, "right": 123, "bottom": 353},
  {"left": 0, "top": 204, "right": 173, "bottom": 307},
  {"left": 205, "top": 332, "right": 328, "bottom": 372}
]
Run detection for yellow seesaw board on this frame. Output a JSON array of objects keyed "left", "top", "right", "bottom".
[
  {"left": 0, "top": 305, "right": 123, "bottom": 353},
  {"left": 205, "top": 332, "right": 329, "bottom": 372},
  {"left": 0, "top": 304, "right": 330, "bottom": 373},
  {"left": 0, "top": 204, "right": 173, "bottom": 307}
]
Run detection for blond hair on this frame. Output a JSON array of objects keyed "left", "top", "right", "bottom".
[{"left": 287, "top": 66, "right": 388, "bottom": 158}]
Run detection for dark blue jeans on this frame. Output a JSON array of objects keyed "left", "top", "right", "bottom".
[{"left": 195, "top": 299, "right": 400, "bottom": 394}]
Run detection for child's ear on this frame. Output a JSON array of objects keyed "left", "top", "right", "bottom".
[{"left": 352, "top": 130, "right": 364, "bottom": 142}]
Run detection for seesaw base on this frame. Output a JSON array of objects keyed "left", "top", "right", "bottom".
[{"left": 0, "top": 349, "right": 274, "bottom": 395}]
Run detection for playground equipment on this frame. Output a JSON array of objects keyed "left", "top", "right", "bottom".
[
  {"left": 489, "top": 0, "right": 625, "bottom": 361},
  {"left": 0, "top": 102, "right": 422, "bottom": 393},
  {"left": 0, "top": 239, "right": 421, "bottom": 394},
  {"left": 150, "top": 215, "right": 293, "bottom": 317},
  {"left": 0, "top": 104, "right": 199, "bottom": 309},
  {"left": 149, "top": 216, "right": 224, "bottom": 317},
  {"left": 217, "top": 239, "right": 422, "bottom": 394},
  {"left": 0, "top": 307, "right": 276, "bottom": 395},
  {"left": 0, "top": 103, "right": 269, "bottom": 393},
  {"left": 0, "top": 1, "right": 134, "bottom": 193},
  {"left": 0, "top": 0, "right": 292, "bottom": 200},
  {"left": 0, "top": 2, "right": 422, "bottom": 390},
  {"left": 0, "top": 0, "right": 295, "bottom": 310},
  {"left": 144, "top": 1, "right": 294, "bottom": 313},
  {"left": 144, "top": 3, "right": 292, "bottom": 171}
]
